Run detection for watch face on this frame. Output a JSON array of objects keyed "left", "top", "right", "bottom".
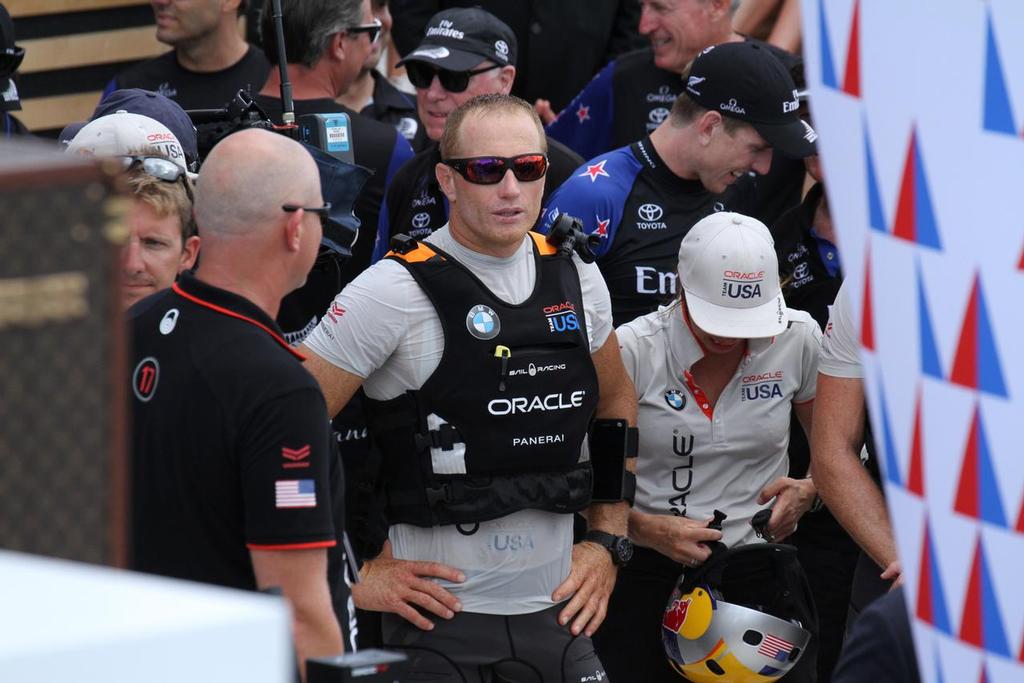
[{"left": 614, "top": 537, "right": 634, "bottom": 565}]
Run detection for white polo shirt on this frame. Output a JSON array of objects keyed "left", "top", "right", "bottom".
[
  {"left": 819, "top": 280, "right": 863, "bottom": 378},
  {"left": 618, "top": 304, "right": 821, "bottom": 548}
]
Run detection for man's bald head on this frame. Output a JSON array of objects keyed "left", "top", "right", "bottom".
[{"left": 195, "top": 129, "right": 321, "bottom": 239}]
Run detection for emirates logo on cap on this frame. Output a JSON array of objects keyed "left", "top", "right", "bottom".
[{"left": 427, "top": 19, "right": 464, "bottom": 40}]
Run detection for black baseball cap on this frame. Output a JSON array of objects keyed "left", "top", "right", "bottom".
[
  {"left": 685, "top": 42, "right": 818, "bottom": 158},
  {"left": 59, "top": 89, "right": 199, "bottom": 169},
  {"left": 397, "top": 7, "right": 517, "bottom": 72}
]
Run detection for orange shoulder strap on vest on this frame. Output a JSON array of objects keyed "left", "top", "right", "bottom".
[
  {"left": 387, "top": 242, "right": 442, "bottom": 263},
  {"left": 528, "top": 231, "right": 558, "bottom": 256}
]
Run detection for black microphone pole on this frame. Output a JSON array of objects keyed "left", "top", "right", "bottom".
[{"left": 270, "top": 0, "right": 295, "bottom": 126}]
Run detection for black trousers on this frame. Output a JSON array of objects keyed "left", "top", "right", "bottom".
[
  {"left": 790, "top": 527, "right": 859, "bottom": 682},
  {"left": 593, "top": 546, "right": 818, "bottom": 682},
  {"left": 382, "top": 602, "right": 606, "bottom": 683}
]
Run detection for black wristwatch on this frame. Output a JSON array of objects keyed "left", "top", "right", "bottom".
[{"left": 584, "top": 529, "right": 634, "bottom": 567}]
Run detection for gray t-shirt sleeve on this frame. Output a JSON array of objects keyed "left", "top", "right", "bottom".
[
  {"left": 575, "top": 256, "right": 612, "bottom": 352},
  {"left": 303, "top": 259, "right": 415, "bottom": 379},
  {"left": 819, "top": 280, "right": 864, "bottom": 379}
]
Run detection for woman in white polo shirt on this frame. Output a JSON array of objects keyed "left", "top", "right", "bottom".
[{"left": 592, "top": 212, "right": 822, "bottom": 682}]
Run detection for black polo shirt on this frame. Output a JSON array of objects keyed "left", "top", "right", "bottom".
[
  {"left": 106, "top": 45, "right": 270, "bottom": 111},
  {"left": 772, "top": 183, "right": 842, "bottom": 329},
  {"left": 370, "top": 137, "right": 583, "bottom": 263},
  {"left": 129, "top": 272, "right": 340, "bottom": 589},
  {"left": 360, "top": 70, "right": 430, "bottom": 153}
]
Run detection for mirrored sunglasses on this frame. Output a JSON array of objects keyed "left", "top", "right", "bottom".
[
  {"left": 119, "top": 155, "right": 193, "bottom": 202},
  {"left": 443, "top": 154, "right": 549, "bottom": 185}
]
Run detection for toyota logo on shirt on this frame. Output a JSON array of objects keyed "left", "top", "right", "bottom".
[
  {"left": 648, "top": 107, "right": 669, "bottom": 125},
  {"left": 412, "top": 212, "right": 430, "bottom": 229},
  {"left": 638, "top": 204, "right": 663, "bottom": 221}
]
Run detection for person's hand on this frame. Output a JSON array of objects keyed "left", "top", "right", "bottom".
[
  {"left": 551, "top": 540, "right": 617, "bottom": 637},
  {"left": 352, "top": 557, "right": 465, "bottom": 630},
  {"left": 534, "top": 98, "right": 557, "bottom": 125},
  {"left": 635, "top": 513, "right": 722, "bottom": 566},
  {"left": 881, "top": 559, "right": 903, "bottom": 589},
  {"left": 758, "top": 476, "right": 816, "bottom": 542}
]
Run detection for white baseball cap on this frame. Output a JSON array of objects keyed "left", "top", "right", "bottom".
[
  {"left": 66, "top": 111, "right": 189, "bottom": 172},
  {"left": 677, "top": 212, "right": 788, "bottom": 339}
]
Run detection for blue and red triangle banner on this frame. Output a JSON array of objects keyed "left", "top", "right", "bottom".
[
  {"left": 819, "top": 0, "right": 861, "bottom": 97},
  {"left": 864, "top": 119, "right": 887, "bottom": 232},
  {"left": 954, "top": 404, "right": 1007, "bottom": 528},
  {"left": 959, "top": 534, "right": 1011, "bottom": 657},
  {"left": 875, "top": 370, "right": 902, "bottom": 487},
  {"left": 917, "top": 262, "right": 943, "bottom": 379},
  {"left": 892, "top": 127, "right": 943, "bottom": 250},
  {"left": 916, "top": 518, "right": 952, "bottom": 634},
  {"left": 907, "top": 388, "right": 925, "bottom": 497},
  {"left": 983, "top": 9, "right": 1019, "bottom": 137},
  {"left": 950, "top": 274, "right": 1008, "bottom": 397}
]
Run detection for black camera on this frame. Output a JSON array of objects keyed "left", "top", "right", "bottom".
[{"left": 545, "top": 213, "right": 600, "bottom": 263}]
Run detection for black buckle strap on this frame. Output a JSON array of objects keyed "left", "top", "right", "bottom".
[
  {"left": 413, "top": 423, "right": 463, "bottom": 452},
  {"left": 424, "top": 480, "right": 467, "bottom": 508}
]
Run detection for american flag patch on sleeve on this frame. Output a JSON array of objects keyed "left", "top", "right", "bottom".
[{"left": 275, "top": 479, "right": 317, "bottom": 508}]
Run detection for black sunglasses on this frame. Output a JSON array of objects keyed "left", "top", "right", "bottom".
[
  {"left": 119, "top": 155, "right": 194, "bottom": 203},
  {"left": 0, "top": 46, "right": 25, "bottom": 79},
  {"left": 444, "top": 154, "right": 549, "bottom": 185},
  {"left": 345, "top": 18, "right": 382, "bottom": 45},
  {"left": 405, "top": 62, "right": 502, "bottom": 93},
  {"left": 282, "top": 203, "right": 333, "bottom": 230}
]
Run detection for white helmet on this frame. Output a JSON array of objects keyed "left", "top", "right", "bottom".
[{"left": 662, "top": 543, "right": 814, "bottom": 682}]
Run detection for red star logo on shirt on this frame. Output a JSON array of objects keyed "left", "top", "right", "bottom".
[
  {"left": 579, "top": 159, "right": 609, "bottom": 182},
  {"left": 594, "top": 217, "right": 610, "bottom": 237},
  {"left": 575, "top": 104, "right": 591, "bottom": 124}
]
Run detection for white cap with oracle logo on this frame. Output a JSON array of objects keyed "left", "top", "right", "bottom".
[
  {"left": 66, "top": 111, "right": 189, "bottom": 173},
  {"left": 677, "top": 212, "right": 788, "bottom": 339}
]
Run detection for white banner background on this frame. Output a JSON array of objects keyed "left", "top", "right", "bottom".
[{"left": 801, "top": 1, "right": 1024, "bottom": 681}]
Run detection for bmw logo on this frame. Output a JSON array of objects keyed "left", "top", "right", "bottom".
[
  {"left": 665, "top": 389, "right": 686, "bottom": 411},
  {"left": 466, "top": 304, "right": 500, "bottom": 340}
]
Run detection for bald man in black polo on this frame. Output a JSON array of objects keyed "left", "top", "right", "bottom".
[{"left": 128, "top": 129, "right": 349, "bottom": 677}]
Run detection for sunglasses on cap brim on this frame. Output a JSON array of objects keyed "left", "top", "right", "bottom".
[
  {"left": 405, "top": 62, "right": 503, "bottom": 93},
  {"left": 443, "top": 154, "right": 549, "bottom": 185},
  {"left": 119, "top": 155, "right": 194, "bottom": 203}
]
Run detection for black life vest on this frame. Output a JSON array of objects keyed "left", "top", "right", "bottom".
[{"left": 364, "top": 233, "right": 600, "bottom": 527}]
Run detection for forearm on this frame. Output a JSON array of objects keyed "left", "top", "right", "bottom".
[
  {"left": 811, "top": 373, "right": 898, "bottom": 568},
  {"left": 584, "top": 499, "right": 629, "bottom": 537},
  {"left": 293, "top": 601, "right": 344, "bottom": 679},
  {"left": 627, "top": 508, "right": 664, "bottom": 549},
  {"left": 812, "top": 444, "right": 897, "bottom": 568}
]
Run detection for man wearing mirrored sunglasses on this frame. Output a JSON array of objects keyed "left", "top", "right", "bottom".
[
  {"left": 302, "top": 94, "right": 637, "bottom": 682},
  {"left": 369, "top": 7, "right": 583, "bottom": 265}
]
